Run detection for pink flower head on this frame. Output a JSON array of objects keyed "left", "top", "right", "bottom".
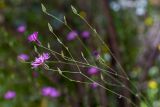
[
  {"left": 81, "top": 31, "right": 90, "bottom": 39},
  {"left": 41, "top": 86, "right": 60, "bottom": 98},
  {"left": 28, "top": 32, "right": 40, "bottom": 44},
  {"left": 41, "top": 53, "right": 50, "bottom": 60},
  {"left": 67, "top": 31, "right": 78, "bottom": 41},
  {"left": 90, "top": 82, "right": 98, "bottom": 88},
  {"left": 87, "top": 67, "right": 99, "bottom": 75},
  {"left": 17, "top": 54, "right": 29, "bottom": 61},
  {"left": 31, "top": 53, "right": 50, "bottom": 68},
  {"left": 4, "top": 91, "right": 16, "bottom": 100},
  {"left": 17, "top": 25, "right": 26, "bottom": 33}
]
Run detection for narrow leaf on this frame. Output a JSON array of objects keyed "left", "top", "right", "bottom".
[
  {"left": 47, "top": 43, "right": 51, "bottom": 49},
  {"left": 57, "top": 38, "right": 62, "bottom": 44},
  {"left": 34, "top": 45, "right": 38, "bottom": 53},
  {"left": 64, "top": 16, "right": 67, "bottom": 25},
  {"left": 48, "top": 23, "right": 53, "bottom": 33},
  {"left": 57, "top": 67, "right": 62, "bottom": 74},
  {"left": 100, "top": 73, "right": 104, "bottom": 80},
  {"left": 71, "top": 5, "right": 77, "bottom": 14},
  {"left": 81, "top": 52, "right": 84, "bottom": 57},
  {"left": 41, "top": 3, "right": 46, "bottom": 13},
  {"left": 44, "top": 64, "right": 49, "bottom": 70},
  {"left": 61, "top": 51, "right": 64, "bottom": 58}
]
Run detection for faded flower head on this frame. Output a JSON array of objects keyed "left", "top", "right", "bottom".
[
  {"left": 67, "top": 31, "right": 78, "bottom": 41},
  {"left": 31, "top": 53, "right": 50, "bottom": 68},
  {"left": 93, "top": 50, "right": 100, "bottom": 59},
  {"left": 41, "top": 86, "right": 60, "bottom": 98},
  {"left": 87, "top": 67, "right": 99, "bottom": 75},
  {"left": 28, "top": 32, "right": 40, "bottom": 44},
  {"left": 32, "top": 71, "right": 39, "bottom": 78},
  {"left": 4, "top": 91, "right": 16, "bottom": 100},
  {"left": 18, "top": 53, "right": 29, "bottom": 61},
  {"left": 17, "top": 25, "right": 26, "bottom": 33},
  {"left": 81, "top": 30, "right": 90, "bottom": 39}
]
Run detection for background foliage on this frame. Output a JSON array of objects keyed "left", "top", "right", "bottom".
[{"left": 1, "top": 0, "right": 160, "bottom": 107}]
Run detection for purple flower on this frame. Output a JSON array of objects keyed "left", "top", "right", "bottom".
[
  {"left": 90, "top": 82, "right": 98, "bottom": 88},
  {"left": 17, "top": 54, "right": 29, "bottom": 61},
  {"left": 81, "top": 31, "right": 90, "bottom": 39},
  {"left": 67, "top": 31, "right": 78, "bottom": 41},
  {"left": 17, "top": 25, "right": 26, "bottom": 33},
  {"left": 31, "top": 53, "right": 50, "bottom": 68},
  {"left": 28, "top": 32, "right": 40, "bottom": 44},
  {"left": 4, "top": 91, "right": 16, "bottom": 100},
  {"left": 41, "top": 86, "right": 60, "bottom": 98},
  {"left": 41, "top": 53, "right": 50, "bottom": 60},
  {"left": 87, "top": 67, "right": 99, "bottom": 75}
]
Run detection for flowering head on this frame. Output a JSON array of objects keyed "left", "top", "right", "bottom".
[
  {"left": 41, "top": 86, "right": 60, "bottom": 98},
  {"left": 17, "top": 25, "right": 26, "bottom": 33},
  {"left": 42, "top": 53, "right": 50, "bottom": 60},
  {"left": 81, "top": 30, "right": 90, "bottom": 39},
  {"left": 31, "top": 53, "right": 50, "bottom": 68},
  {"left": 87, "top": 67, "right": 99, "bottom": 75},
  {"left": 4, "top": 91, "right": 16, "bottom": 100},
  {"left": 28, "top": 32, "right": 40, "bottom": 44},
  {"left": 17, "top": 54, "right": 29, "bottom": 61},
  {"left": 67, "top": 31, "right": 78, "bottom": 41}
]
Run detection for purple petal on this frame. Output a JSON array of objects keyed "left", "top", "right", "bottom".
[
  {"left": 41, "top": 87, "right": 60, "bottom": 98},
  {"left": 87, "top": 67, "right": 99, "bottom": 75},
  {"left": 28, "top": 32, "right": 38, "bottom": 42},
  {"left": 41, "top": 87, "right": 52, "bottom": 96},
  {"left": 4, "top": 91, "right": 16, "bottom": 100},
  {"left": 91, "top": 82, "right": 98, "bottom": 88},
  {"left": 31, "top": 53, "right": 50, "bottom": 68},
  {"left": 18, "top": 54, "right": 29, "bottom": 61},
  {"left": 67, "top": 31, "right": 78, "bottom": 41},
  {"left": 49, "top": 88, "right": 60, "bottom": 98},
  {"left": 17, "top": 25, "right": 26, "bottom": 33},
  {"left": 42, "top": 53, "right": 50, "bottom": 60},
  {"left": 81, "top": 31, "right": 90, "bottom": 39}
]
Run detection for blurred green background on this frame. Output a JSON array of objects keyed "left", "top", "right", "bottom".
[{"left": 1, "top": 0, "right": 160, "bottom": 107}]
